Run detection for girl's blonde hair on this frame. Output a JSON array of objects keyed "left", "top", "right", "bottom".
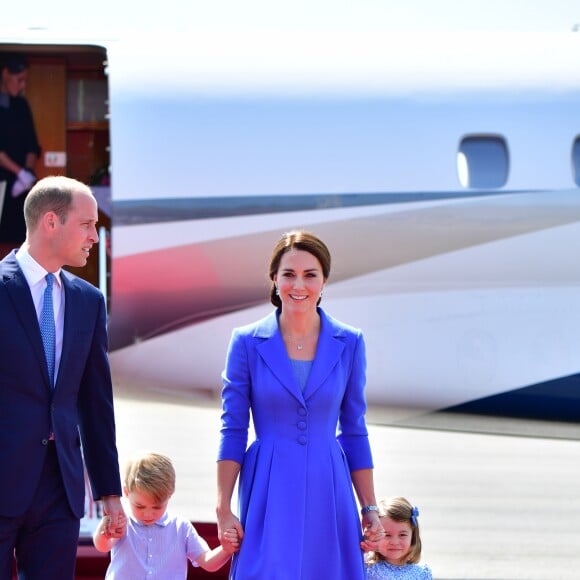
[{"left": 368, "top": 496, "right": 423, "bottom": 565}]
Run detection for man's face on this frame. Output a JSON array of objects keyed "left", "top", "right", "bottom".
[{"left": 53, "top": 192, "right": 99, "bottom": 268}]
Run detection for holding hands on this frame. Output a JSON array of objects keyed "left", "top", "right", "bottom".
[
  {"left": 360, "top": 534, "right": 383, "bottom": 554},
  {"left": 93, "top": 511, "right": 127, "bottom": 553},
  {"left": 217, "top": 510, "right": 244, "bottom": 554},
  {"left": 99, "top": 513, "right": 127, "bottom": 539},
  {"left": 101, "top": 495, "right": 127, "bottom": 539},
  {"left": 362, "top": 507, "right": 384, "bottom": 541},
  {"left": 221, "top": 527, "right": 241, "bottom": 554},
  {"left": 361, "top": 508, "right": 385, "bottom": 553}
]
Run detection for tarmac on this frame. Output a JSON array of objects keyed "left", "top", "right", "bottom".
[{"left": 111, "top": 392, "right": 580, "bottom": 580}]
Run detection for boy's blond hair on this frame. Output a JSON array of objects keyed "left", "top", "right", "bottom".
[{"left": 123, "top": 452, "right": 176, "bottom": 503}]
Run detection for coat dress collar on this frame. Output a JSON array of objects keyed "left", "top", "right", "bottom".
[{"left": 253, "top": 307, "right": 348, "bottom": 403}]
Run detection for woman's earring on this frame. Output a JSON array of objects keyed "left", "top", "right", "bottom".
[{"left": 275, "top": 286, "right": 280, "bottom": 296}]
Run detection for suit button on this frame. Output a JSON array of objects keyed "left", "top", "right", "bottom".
[
  {"left": 297, "top": 407, "right": 307, "bottom": 417},
  {"left": 41, "top": 439, "right": 49, "bottom": 445},
  {"left": 298, "top": 435, "right": 307, "bottom": 445},
  {"left": 297, "top": 421, "right": 307, "bottom": 430}
]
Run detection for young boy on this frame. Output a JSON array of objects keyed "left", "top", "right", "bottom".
[{"left": 93, "top": 452, "right": 239, "bottom": 578}]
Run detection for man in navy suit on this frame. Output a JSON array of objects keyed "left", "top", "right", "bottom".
[{"left": 0, "top": 176, "right": 124, "bottom": 579}]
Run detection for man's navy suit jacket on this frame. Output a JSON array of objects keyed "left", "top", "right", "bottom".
[{"left": 0, "top": 251, "right": 121, "bottom": 518}]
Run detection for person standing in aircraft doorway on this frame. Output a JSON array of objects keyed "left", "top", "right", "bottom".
[{"left": 0, "top": 53, "right": 41, "bottom": 259}]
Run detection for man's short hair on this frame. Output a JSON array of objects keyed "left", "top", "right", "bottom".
[{"left": 23, "top": 176, "right": 92, "bottom": 231}]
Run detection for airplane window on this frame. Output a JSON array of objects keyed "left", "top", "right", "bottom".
[
  {"left": 572, "top": 136, "right": 580, "bottom": 187},
  {"left": 457, "top": 135, "right": 509, "bottom": 189}
]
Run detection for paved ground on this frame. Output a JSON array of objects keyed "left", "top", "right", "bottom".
[{"left": 111, "top": 393, "right": 580, "bottom": 580}]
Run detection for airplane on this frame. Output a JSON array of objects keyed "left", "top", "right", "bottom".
[{"left": 1, "top": 27, "right": 580, "bottom": 436}]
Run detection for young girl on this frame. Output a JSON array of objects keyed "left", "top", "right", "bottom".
[{"left": 361, "top": 496, "right": 432, "bottom": 579}]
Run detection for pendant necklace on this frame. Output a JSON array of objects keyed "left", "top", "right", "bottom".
[
  {"left": 282, "top": 320, "right": 320, "bottom": 352},
  {"left": 286, "top": 334, "right": 314, "bottom": 351}
]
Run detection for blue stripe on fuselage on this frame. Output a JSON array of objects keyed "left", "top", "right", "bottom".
[
  {"left": 112, "top": 189, "right": 536, "bottom": 226},
  {"left": 444, "top": 373, "right": 580, "bottom": 423}
]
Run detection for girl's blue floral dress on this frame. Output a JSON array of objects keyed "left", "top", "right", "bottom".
[{"left": 365, "top": 561, "right": 433, "bottom": 579}]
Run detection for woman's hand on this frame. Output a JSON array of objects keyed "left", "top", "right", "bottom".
[
  {"left": 362, "top": 511, "right": 384, "bottom": 541},
  {"left": 217, "top": 510, "right": 244, "bottom": 552}
]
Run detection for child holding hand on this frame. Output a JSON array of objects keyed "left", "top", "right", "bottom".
[
  {"left": 94, "top": 452, "right": 239, "bottom": 579},
  {"left": 361, "top": 496, "right": 432, "bottom": 579}
]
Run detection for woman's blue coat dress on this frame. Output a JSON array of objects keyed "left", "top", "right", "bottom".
[{"left": 218, "top": 308, "right": 374, "bottom": 580}]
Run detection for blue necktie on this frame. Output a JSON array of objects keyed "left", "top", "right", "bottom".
[{"left": 40, "top": 273, "right": 56, "bottom": 387}]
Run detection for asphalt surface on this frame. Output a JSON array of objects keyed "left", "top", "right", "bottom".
[{"left": 111, "top": 394, "right": 580, "bottom": 580}]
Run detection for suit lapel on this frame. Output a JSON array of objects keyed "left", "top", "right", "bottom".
[
  {"left": 253, "top": 309, "right": 347, "bottom": 403},
  {"left": 2, "top": 256, "right": 52, "bottom": 389}
]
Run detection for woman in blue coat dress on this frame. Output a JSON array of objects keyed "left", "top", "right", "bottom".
[{"left": 217, "top": 230, "right": 383, "bottom": 579}]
